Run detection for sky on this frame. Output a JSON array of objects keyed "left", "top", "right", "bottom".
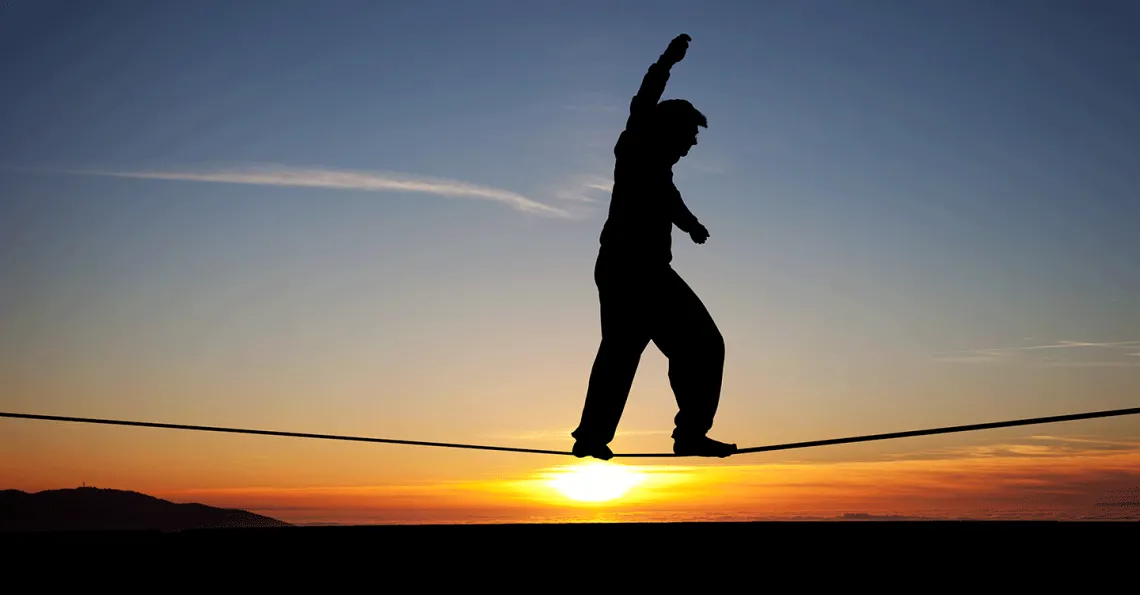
[{"left": 2, "top": 0, "right": 1139, "bottom": 523}]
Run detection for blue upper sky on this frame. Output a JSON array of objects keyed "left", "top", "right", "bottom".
[{"left": 2, "top": 0, "right": 1138, "bottom": 453}]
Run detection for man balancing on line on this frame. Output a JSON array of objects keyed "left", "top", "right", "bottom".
[{"left": 572, "top": 34, "right": 737, "bottom": 460}]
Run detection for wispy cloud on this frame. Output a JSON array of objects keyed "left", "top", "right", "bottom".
[
  {"left": 553, "top": 176, "right": 612, "bottom": 204},
  {"left": 954, "top": 340, "right": 1140, "bottom": 354},
  {"left": 542, "top": 175, "right": 613, "bottom": 220},
  {"left": 879, "top": 435, "right": 1140, "bottom": 463},
  {"left": 73, "top": 165, "right": 571, "bottom": 218},
  {"left": 932, "top": 340, "right": 1140, "bottom": 366},
  {"left": 1034, "top": 340, "right": 1140, "bottom": 349},
  {"left": 1041, "top": 360, "right": 1140, "bottom": 368},
  {"left": 584, "top": 180, "right": 613, "bottom": 193}
]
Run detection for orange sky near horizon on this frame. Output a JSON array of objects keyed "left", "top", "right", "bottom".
[
  {"left": 5, "top": 414, "right": 1139, "bottom": 523},
  {"left": 172, "top": 443, "right": 1140, "bottom": 524}
]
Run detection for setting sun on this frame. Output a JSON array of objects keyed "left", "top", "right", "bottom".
[{"left": 546, "top": 462, "right": 646, "bottom": 503}]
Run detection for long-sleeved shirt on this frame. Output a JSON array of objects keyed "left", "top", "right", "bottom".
[{"left": 597, "top": 59, "right": 701, "bottom": 268}]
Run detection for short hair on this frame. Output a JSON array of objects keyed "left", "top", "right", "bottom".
[{"left": 655, "top": 99, "right": 708, "bottom": 131}]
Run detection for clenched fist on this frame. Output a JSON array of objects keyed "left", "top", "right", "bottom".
[
  {"left": 690, "top": 222, "right": 710, "bottom": 244},
  {"left": 662, "top": 34, "right": 691, "bottom": 65}
]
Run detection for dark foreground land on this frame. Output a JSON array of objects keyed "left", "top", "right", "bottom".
[
  {"left": 4, "top": 490, "right": 1133, "bottom": 583},
  {"left": 4, "top": 522, "right": 1133, "bottom": 577}
]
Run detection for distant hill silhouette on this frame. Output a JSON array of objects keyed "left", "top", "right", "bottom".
[{"left": 0, "top": 487, "right": 291, "bottom": 532}]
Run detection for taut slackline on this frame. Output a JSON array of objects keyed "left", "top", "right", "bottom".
[{"left": 2, "top": 406, "right": 1139, "bottom": 458}]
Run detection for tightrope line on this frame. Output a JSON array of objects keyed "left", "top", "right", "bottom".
[{"left": 3, "top": 406, "right": 1139, "bottom": 458}]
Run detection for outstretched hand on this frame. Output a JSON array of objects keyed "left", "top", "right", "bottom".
[
  {"left": 690, "top": 223, "right": 710, "bottom": 244},
  {"left": 662, "top": 34, "right": 691, "bottom": 65}
]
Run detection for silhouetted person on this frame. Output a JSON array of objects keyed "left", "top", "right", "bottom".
[{"left": 572, "top": 34, "right": 737, "bottom": 460}]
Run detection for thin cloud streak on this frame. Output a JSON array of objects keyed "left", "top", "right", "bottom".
[
  {"left": 549, "top": 175, "right": 613, "bottom": 212},
  {"left": 955, "top": 340, "right": 1140, "bottom": 354},
  {"left": 1043, "top": 360, "right": 1140, "bottom": 368},
  {"left": 932, "top": 340, "right": 1140, "bottom": 365},
  {"left": 74, "top": 165, "right": 571, "bottom": 218},
  {"left": 585, "top": 181, "right": 613, "bottom": 193}
]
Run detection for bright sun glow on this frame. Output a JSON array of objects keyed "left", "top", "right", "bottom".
[{"left": 546, "top": 462, "right": 645, "bottom": 503}]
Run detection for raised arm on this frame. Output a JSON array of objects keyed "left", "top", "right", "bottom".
[{"left": 626, "top": 34, "right": 691, "bottom": 132}]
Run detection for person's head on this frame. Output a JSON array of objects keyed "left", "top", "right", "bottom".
[{"left": 653, "top": 99, "right": 707, "bottom": 162}]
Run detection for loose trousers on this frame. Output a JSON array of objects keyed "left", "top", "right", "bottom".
[{"left": 572, "top": 256, "right": 726, "bottom": 446}]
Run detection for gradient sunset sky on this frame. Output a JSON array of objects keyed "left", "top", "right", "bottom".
[{"left": 3, "top": 0, "right": 1139, "bottom": 523}]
